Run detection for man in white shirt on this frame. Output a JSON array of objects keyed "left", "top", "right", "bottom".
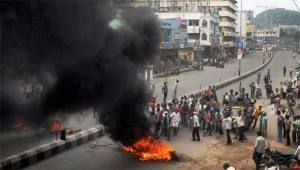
[
  {"left": 237, "top": 111, "right": 246, "bottom": 142},
  {"left": 253, "top": 131, "right": 265, "bottom": 170},
  {"left": 170, "top": 109, "right": 181, "bottom": 136},
  {"left": 192, "top": 112, "right": 200, "bottom": 141},
  {"left": 223, "top": 114, "right": 232, "bottom": 144},
  {"left": 172, "top": 80, "right": 179, "bottom": 100}
]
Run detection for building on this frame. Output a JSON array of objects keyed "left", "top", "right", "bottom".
[
  {"left": 254, "top": 28, "right": 280, "bottom": 47},
  {"left": 157, "top": 10, "right": 222, "bottom": 60},
  {"left": 210, "top": 0, "right": 238, "bottom": 57},
  {"left": 156, "top": 0, "right": 237, "bottom": 58}
]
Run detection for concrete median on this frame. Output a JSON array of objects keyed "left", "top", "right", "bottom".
[
  {"left": 0, "top": 126, "right": 104, "bottom": 170},
  {"left": 181, "top": 52, "right": 275, "bottom": 98}
]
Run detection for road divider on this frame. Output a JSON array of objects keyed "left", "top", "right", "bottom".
[
  {"left": 181, "top": 52, "right": 275, "bottom": 99},
  {"left": 0, "top": 126, "right": 104, "bottom": 170}
]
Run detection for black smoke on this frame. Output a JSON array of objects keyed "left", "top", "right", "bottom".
[{"left": 1, "top": 1, "right": 160, "bottom": 145}]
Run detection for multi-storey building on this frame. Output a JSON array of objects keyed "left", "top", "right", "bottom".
[
  {"left": 157, "top": 10, "right": 222, "bottom": 60},
  {"left": 254, "top": 28, "right": 280, "bottom": 47},
  {"left": 156, "top": 0, "right": 238, "bottom": 57}
]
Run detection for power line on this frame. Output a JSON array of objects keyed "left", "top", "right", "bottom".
[{"left": 292, "top": 0, "right": 300, "bottom": 12}]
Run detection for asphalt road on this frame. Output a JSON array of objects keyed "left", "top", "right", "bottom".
[
  {"left": 153, "top": 51, "right": 265, "bottom": 103},
  {"left": 0, "top": 52, "right": 263, "bottom": 159},
  {"left": 24, "top": 51, "right": 300, "bottom": 170}
]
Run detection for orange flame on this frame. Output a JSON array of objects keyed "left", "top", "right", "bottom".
[
  {"left": 50, "top": 121, "right": 64, "bottom": 132},
  {"left": 122, "top": 136, "right": 175, "bottom": 161},
  {"left": 12, "top": 120, "right": 29, "bottom": 129}
]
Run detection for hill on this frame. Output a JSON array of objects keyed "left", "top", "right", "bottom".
[{"left": 254, "top": 8, "right": 300, "bottom": 29}]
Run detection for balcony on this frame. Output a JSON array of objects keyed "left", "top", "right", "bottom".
[
  {"left": 210, "top": 0, "right": 238, "bottom": 11},
  {"left": 187, "top": 26, "right": 200, "bottom": 33},
  {"left": 219, "top": 11, "right": 237, "bottom": 20},
  {"left": 219, "top": 21, "right": 236, "bottom": 28},
  {"left": 222, "top": 31, "right": 237, "bottom": 37}
]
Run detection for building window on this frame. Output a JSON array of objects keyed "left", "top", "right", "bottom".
[
  {"left": 189, "top": 20, "right": 199, "bottom": 26},
  {"left": 202, "top": 33, "right": 207, "bottom": 40},
  {"left": 188, "top": 33, "right": 198, "bottom": 40},
  {"left": 202, "top": 19, "right": 208, "bottom": 27}
]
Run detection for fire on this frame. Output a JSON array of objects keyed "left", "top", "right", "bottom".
[
  {"left": 50, "top": 121, "right": 64, "bottom": 132},
  {"left": 12, "top": 121, "right": 29, "bottom": 129},
  {"left": 122, "top": 136, "right": 175, "bottom": 161}
]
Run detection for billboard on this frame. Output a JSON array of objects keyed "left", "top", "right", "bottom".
[{"left": 159, "top": 18, "right": 188, "bottom": 49}]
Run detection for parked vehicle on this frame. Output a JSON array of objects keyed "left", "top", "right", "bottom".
[{"left": 262, "top": 144, "right": 297, "bottom": 169}]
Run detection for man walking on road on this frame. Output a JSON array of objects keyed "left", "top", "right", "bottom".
[
  {"left": 253, "top": 131, "right": 265, "bottom": 170},
  {"left": 249, "top": 82, "right": 255, "bottom": 99},
  {"left": 257, "top": 72, "right": 261, "bottom": 82},
  {"left": 172, "top": 80, "right": 179, "bottom": 100},
  {"left": 283, "top": 65, "right": 287, "bottom": 77},
  {"left": 162, "top": 82, "right": 168, "bottom": 104}
]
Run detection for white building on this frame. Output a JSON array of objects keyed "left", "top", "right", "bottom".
[
  {"left": 157, "top": 0, "right": 237, "bottom": 57},
  {"left": 254, "top": 28, "right": 280, "bottom": 46},
  {"left": 157, "top": 10, "right": 222, "bottom": 59}
]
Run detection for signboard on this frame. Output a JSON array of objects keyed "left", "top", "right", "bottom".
[{"left": 236, "top": 42, "right": 243, "bottom": 48}]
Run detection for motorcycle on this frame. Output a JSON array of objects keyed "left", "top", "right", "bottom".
[{"left": 262, "top": 144, "right": 297, "bottom": 169}]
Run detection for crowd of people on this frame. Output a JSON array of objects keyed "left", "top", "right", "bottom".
[{"left": 147, "top": 62, "right": 300, "bottom": 169}]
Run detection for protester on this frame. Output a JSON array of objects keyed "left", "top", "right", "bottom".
[
  {"left": 283, "top": 65, "right": 287, "bottom": 77},
  {"left": 257, "top": 71, "right": 261, "bottom": 82},
  {"left": 294, "top": 116, "right": 300, "bottom": 145},
  {"left": 285, "top": 115, "right": 292, "bottom": 146},
  {"left": 172, "top": 80, "right": 179, "bottom": 100},
  {"left": 216, "top": 111, "right": 224, "bottom": 135},
  {"left": 277, "top": 109, "right": 284, "bottom": 142},
  {"left": 289, "top": 67, "right": 293, "bottom": 79},
  {"left": 250, "top": 106, "right": 263, "bottom": 129},
  {"left": 249, "top": 82, "right": 256, "bottom": 99},
  {"left": 162, "top": 82, "right": 168, "bottom": 104},
  {"left": 203, "top": 107, "right": 212, "bottom": 137},
  {"left": 192, "top": 111, "right": 200, "bottom": 141},
  {"left": 223, "top": 114, "right": 233, "bottom": 145},
  {"left": 170, "top": 109, "right": 181, "bottom": 136},
  {"left": 161, "top": 110, "right": 170, "bottom": 140},
  {"left": 253, "top": 131, "right": 265, "bottom": 170},
  {"left": 261, "top": 112, "right": 268, "bottom": 138},
  {"left": 237, "top": 110, "right": 246, "bottom": 142}
]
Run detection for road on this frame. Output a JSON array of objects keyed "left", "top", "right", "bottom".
[
  {"left": 153, "top": 51, "right": 265, "bottom": 103},
  {"left": 24, "top": 51, "right": 300, "bottom": 170},
  {"left": 0, "top": 52, "right": 263, "bottom": 158}
]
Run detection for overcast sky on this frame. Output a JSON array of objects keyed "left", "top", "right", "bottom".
[{"left": 238, "top": 0, "right": 300, "bottom": 16}]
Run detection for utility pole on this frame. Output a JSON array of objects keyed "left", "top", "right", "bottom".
[
  {"left": 238, "top": 0, "right": 242, "bottom": 76},
  {"left": 256, "top": 6, "right": 276, "bottom": 61}
]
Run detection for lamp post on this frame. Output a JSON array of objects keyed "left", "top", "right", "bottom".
[{"left": 238, "top": 0, "right": 242, "bottom": 76}]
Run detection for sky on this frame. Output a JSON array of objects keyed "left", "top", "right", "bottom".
[{"left": 238, "top": 0, "right": 300, "bottom": 16}]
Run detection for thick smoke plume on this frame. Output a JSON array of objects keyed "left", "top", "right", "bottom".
[{"left": 1, "top": 1, "right": 160, "bottom": 145}]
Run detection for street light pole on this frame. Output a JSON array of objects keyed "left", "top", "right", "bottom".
[{"left": 238, "top": 0, "right": 242, "bottom": 76}]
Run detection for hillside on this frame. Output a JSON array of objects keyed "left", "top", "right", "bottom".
[{"left": 254, "top": 8, "right": 300, "bottom": 29}]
